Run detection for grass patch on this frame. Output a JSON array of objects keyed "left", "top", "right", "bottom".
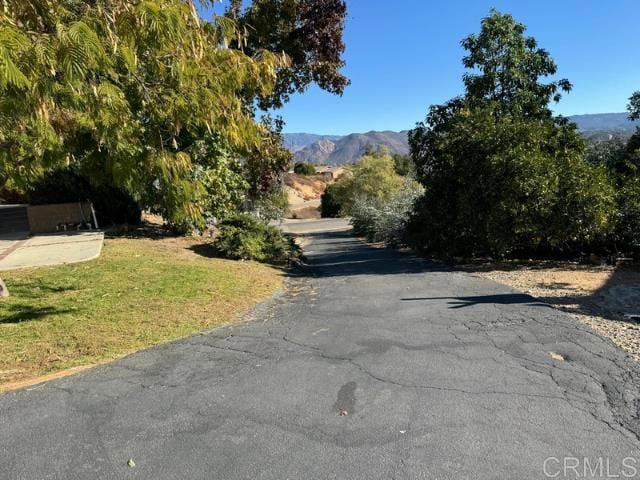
[{"left": 0, "top": 236, "right": 283, "bottom": 389}]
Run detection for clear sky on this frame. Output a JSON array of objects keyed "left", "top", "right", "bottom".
[{"left": 207, "top": 1, "right": 640, "bottom": 135}]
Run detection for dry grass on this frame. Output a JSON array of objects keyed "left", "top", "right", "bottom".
[
  {"left": 0, "top": 235, "right": 283, "bottom": 389},
  {"left": 284, "top": 173, "right": 330, "bottom": 201}
]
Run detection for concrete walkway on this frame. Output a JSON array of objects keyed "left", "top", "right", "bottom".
[
  {"left": 0, "top": 231, "right": 104, "bottom": 271},
  {"left": 278, "top": 217, "right": 351, "bottom": 234},
  {"left": 1, "top": 223, "right": 639, "bottom": 479}
]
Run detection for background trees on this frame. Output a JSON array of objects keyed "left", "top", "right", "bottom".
[
  {"left": 408, "top": 10, "right": 615, "bottom": 257},
  {"left": 322, "top": 151, "right": 406, "bottom": 216}
]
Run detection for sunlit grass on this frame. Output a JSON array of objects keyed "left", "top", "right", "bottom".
[{"left": 0, "top": 236, "right": 283, "bottom": 388}]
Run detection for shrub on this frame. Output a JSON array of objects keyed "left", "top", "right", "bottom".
[
  {"left": 293, "top": 162, "right": 316, "bottom": 175},
  {"left": 321, "top": 151, "right": 405, "bottom": 216},
  {"left": 28, "top": 167, "right": 142, "bottom": 226},
  {"left": 213, "top": 214, "right": 298, "bottom": 263},
  {"left": 244, "top": 189, "right": 290, "bottom": 223},
  {"left": 320, "top": 185, "right": 342, "bottom": 217},
  {"left": 350, "top": 181, "right": 423, "bottom": 246}
]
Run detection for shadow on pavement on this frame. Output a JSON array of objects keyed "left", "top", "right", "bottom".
[
  {"left": 401, "top": 293, "right": 552, "bottom": 309},
  {"left": 299, "top": 230, "right": 450, "bottom": 277}
]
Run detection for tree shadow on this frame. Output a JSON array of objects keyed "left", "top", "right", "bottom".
[
  {"left": 464, "top": 262, "right": 640, "bottom": 324},
  {"left": 0, "top": 305, "right": 74, "bottom": 324},
  {"left": 299, "top": 230, "right": 450, "bottom": 277},
  {"left": 400, "top": 293, "right": 551, "bottom": 309},
  {"left": 104, "top": 222, "right": 178, "bottom": 240},
  {"left": 187, "top": 243, "right": 217, "bottom": 259}
]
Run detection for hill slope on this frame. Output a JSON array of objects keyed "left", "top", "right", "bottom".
[{"left": 285, "top": 113, "right": 639, "bottom": 165}]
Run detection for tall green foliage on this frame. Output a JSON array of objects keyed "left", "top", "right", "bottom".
[
  {"left": 587, "top": 132, "right": 640, "bottom": 253},
  {"left": 323, "top": 151, "right": 406, "bottom": 216},
  {"left": 409, "top": 10, "right": 615, "bottom": 257},
  {"left": 1, "top": 0, "right": 348, "bottom": 232},
  {"left": 0, "top": 0, "right": 285, "bottom": 230}
]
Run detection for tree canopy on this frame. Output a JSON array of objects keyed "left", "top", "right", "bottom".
[
  {"left": 229, "top": 0, "right": 349, "bottom": 109},
  {"left": 408, "top": 10, "right": 614, "bottom": 257},
  {"left": 0, "top": 0, "right": 348, "bottom": 231},
  {"left": 461, "top": 9, "right": 571, "bottom": 118},
  {"left": 323, "top": 151, "right": 406, "bottom": 216}
]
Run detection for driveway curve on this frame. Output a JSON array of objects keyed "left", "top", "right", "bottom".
[{"left": 1, "top": 228, "right": 640, "bottom": 479}]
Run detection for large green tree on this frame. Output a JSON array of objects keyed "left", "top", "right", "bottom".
[
  {"left": 0, "top": 0, "right": 348, "bottom": 232},
  {"left": 0, "top": 0, "right": 284, "bottom": 229},
  {"left": 408, "top": 10, "right": 614, "bottom": 257}
]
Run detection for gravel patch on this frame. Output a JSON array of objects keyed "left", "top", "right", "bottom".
[{"left": 469, "top": 265, "right": 640, "bottom": 362}]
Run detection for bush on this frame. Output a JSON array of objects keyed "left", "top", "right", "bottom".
[
  {"left": 243, "top": 189, "right": 289, "bottom": 223},
  {"left": 321, "top": 151, "right": 405, "bottom": 217},
  {"left": 213, "top": 214, "right": 298, "bottom": 263},
  {"left": 320, "top": 185, "right": 342, "bottom": 217},
  {"left": 28, "top": 167, "right": 142, "bottom": 226},
  {"left": 293, "top": 162, "right": 316, "bottom": 175},
  {"left": 351, "top": 181, "right": 423, "bottom": 246}
]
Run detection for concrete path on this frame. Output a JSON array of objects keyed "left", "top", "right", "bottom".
[
  {"left": 0, "top": 231, "right": 104, "bottom": 271},
  {"left": 1, "top": 226, "right": 640, "bottom": 479},
  {"left": 0, "top": 232, "right": 29, "bottom": 260},
  {"left": 278, "top": 217, "right": 351, "bottom": 234}
]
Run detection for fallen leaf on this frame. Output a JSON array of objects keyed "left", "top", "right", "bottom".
[
  {"left": 127, "top": 459, "right": 136, "bottom": 468},
  {"left": 550, "top": 352, "right": 565, "bottom": 361},
  {"left": 339, "top": 409, "right": 348, "bottom": 417}
]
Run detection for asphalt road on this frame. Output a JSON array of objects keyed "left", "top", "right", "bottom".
[{"left": 2, "top": 225, "right": 640, "bottom": 479}]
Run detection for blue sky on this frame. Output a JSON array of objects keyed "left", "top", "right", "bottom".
[{"left": 206, "top": 1, "right": 640, "bottom": 135}]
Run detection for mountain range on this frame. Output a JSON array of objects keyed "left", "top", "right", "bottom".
[{"left": 284, "top": 113, "right": 639, "bottom": 165}]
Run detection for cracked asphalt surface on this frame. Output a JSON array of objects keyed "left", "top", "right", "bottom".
[{"left": 2, "top": 227, "right": 640, "bottom": 479}]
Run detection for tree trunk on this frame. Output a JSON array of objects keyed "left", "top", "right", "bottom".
[{"left": 0, "top": 277, "right": 8, "bottom": 298}]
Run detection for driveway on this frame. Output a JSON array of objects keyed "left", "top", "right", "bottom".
[{"left": 1, "top": 225, "right": 640, "bottom": 479}]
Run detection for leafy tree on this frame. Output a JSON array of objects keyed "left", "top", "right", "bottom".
[
  {"left": 323, "top": 151, "right": 406, "bottom": 216},
  {"left": 229, "top": 0, "right": 349, "bottom": 109},
  {"left": 0, "top": 0, "right": 348, "bottom": 233},
  {"left": 243, "top": 116, "right": 293, "bottom": 210},
  {"left": 392, "top": 154, "right": 414, "bottom": 177},
  {"left": 408, "top": 10, "right": 615, "bottom": 257},
  {"left": 293, "top": 161, "right": 316, "bottom": 175},
  {"left": 461, "top": 9, "right": 572, "bottom": 118},
  {"left": 629, "top": 92, "right": 640, "bottom": 121},
  {"left": 0, "top": 0, "right": 286, "bottom": 231},
  {"left": 587, "top": 127, "right": 640, "bottom": 254}
]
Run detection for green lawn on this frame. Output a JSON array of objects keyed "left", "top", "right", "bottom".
[{"left": 0, "top": 236, "right": 283, "bottom": 389}]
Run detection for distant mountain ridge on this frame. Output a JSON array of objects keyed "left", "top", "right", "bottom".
[
  {"left": 284, "top": 113, "right": 639, "bottom": 165},
  {"left": 283, "top": 133, "right": 343, "bottom": 153},
  {"left": 286, "top": 130, "right": 410, "bottom": 165}
]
